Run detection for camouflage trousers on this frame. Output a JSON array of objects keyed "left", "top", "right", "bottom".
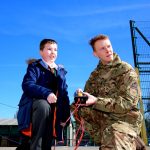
[{"left": 71, "top": 105, "right": 138, "bottom": 150}]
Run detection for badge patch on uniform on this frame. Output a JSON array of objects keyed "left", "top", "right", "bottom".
[{"left": 130, "top": 82, "right": 138, "bottom": 97}]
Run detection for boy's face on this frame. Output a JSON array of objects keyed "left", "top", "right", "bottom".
[
  {"left": 93, "top": 39, "right": 113, "bottom": 65},
  {"left": 40, "top": 43, "right": 58, "bottom": 63}
]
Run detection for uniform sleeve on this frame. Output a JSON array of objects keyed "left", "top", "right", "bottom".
[
  {"left": 22, "top": 64, "right": 52, "bottom": 99},
  {"left": 85, "top": 69, "right": 141, "bottom": 114}
]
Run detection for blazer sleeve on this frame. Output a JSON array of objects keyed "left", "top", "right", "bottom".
[{"left": 22, "top": 63, "right": 52, "bottom": 99}]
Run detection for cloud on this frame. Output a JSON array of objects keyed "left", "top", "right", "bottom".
[
  {"left": 41, "top": 3, "right": 150, "bottom": 17},
  {"left": 0, "top": 2, "right": 149, "bottom": 42},
  {"left": 0, "top": 64, "right": 25, "bottom": 68}
]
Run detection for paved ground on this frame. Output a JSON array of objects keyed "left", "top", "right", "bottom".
[
  {"left": 0, "top": 147, "right": 98, "bottom": 150},
  {"left": 0, "top": 146, "right": 150, "bottom": 150}
]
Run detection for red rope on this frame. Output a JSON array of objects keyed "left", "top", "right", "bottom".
[
  {"left": 73, "top": 101, "right": 85, "bottom": 150},
  {"left": 60, "top": 98, "right": 86, "bottom": 150}
]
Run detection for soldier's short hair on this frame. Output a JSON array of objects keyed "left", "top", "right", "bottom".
[
  {"left": 40, "top": 39, "right": 57, "bottom": 51},
  {"left": 89, "top": 34, "right": 109, "bottom": 51}
]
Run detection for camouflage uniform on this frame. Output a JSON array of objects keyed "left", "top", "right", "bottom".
[{"left": 72, "top": 53, "right": 143, "bottom": 150}]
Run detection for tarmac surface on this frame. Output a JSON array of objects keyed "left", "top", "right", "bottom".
[
  {"left": 0, "top": 147, "right": 98, "bottom": 150},
  {"left": 0, "top": 146, "right": 150, "bottom": 150}
]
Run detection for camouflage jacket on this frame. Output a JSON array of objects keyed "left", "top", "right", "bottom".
[{"left": 84, "top": 53, "right": 143, "bottom": 135}]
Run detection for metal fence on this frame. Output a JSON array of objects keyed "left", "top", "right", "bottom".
[{"left": 130, "top": 20, "right": 150, "bottom": 144}]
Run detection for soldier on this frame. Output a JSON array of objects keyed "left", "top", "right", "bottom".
[{"left": 71, "top": 34, "right": 146, "bottom": 150}]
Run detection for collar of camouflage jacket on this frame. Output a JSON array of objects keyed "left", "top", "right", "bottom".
[{"left": 97, "top": 53, "right": 121, "bottom": 69}]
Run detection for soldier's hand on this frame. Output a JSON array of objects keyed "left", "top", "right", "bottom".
[{"left": 83, "top": 92, "right": 97, "bottom": 106}]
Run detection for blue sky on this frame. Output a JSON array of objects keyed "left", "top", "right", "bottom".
[{"left": 0, "top": 0, "right": 150, "bottom": 118}]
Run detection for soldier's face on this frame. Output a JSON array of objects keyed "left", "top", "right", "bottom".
[{"left": 93, "top": 39, "right": 113, "bottom": 65}]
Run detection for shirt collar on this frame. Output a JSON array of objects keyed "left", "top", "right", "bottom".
[{"left": 42, "top": 59, "right": 58, "bottom": 70}]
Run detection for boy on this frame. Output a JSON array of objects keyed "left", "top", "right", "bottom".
[{"left": 17, "top": 39, "right": 70, "bottom": 150}]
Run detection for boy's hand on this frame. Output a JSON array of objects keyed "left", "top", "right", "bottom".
[{"left": 47, "top": 93, "right": 57, "bottom": 104}]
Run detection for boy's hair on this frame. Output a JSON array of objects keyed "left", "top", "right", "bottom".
[
  {"left": 40, "top": 39, "right": 57, "bottom": 51},
  {"left": 89, "top": 34, "right": 109, "bottom": 51}
]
